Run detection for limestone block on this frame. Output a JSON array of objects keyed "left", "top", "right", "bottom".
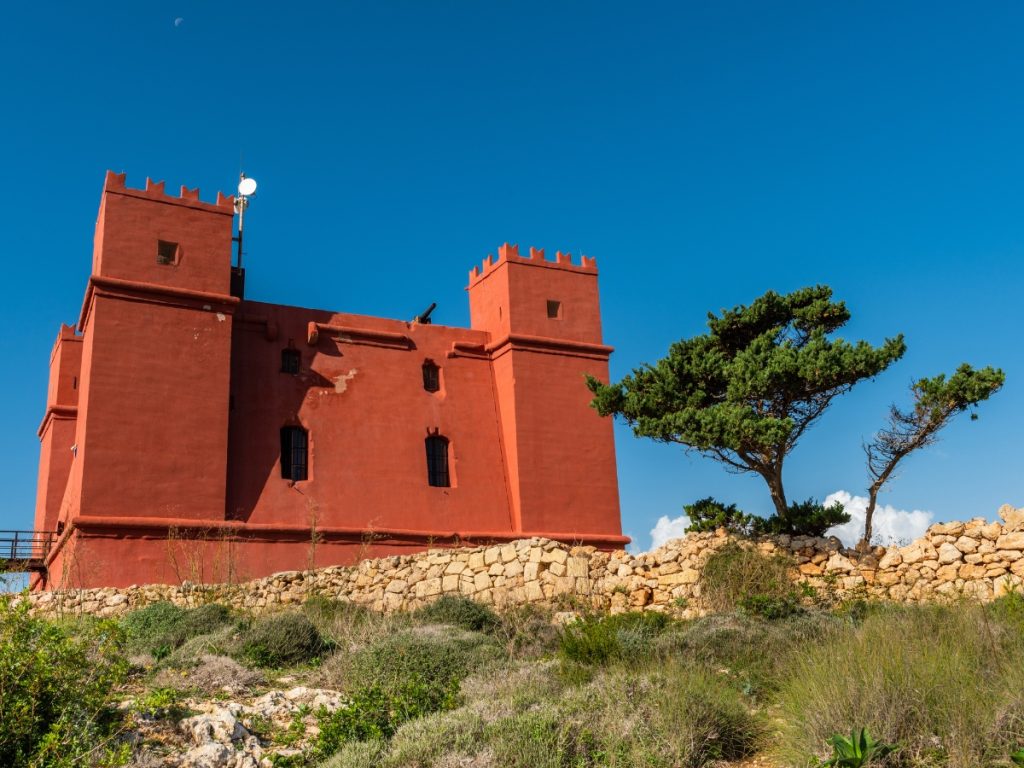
[
  {"left": 567, "top": 557, "right": 590, "bottom": 579},
  {"left": 937, "top": 561, "right": 958, "bottom": 581},
  {"left": 542, "top": 548, "right": 569, "bottom": 565},
  {"left": 504, "top": 560, "right": 524, "bottom": 578},
  {"left": 878, "top": 550, "right": 902, "bottom": 570},
  {"left": 980, "top": 522, "right": 1003, "bottom": 541},
  {"left": 441, "top": 574, "right": 460, "bottom": 592},
  {"left": 524, "top": 582, "right": 544, "bottom": 601},
  {"left": 474, "top": 572, "right": 492, "bottom": 593},
  {"left": 524, "top": 562, "right": 540, "bottom": 582},
  {"left": 999, "top": 504, "right": 1024, "bottom": 531},
  {"left": 468, "top": 552, "right": 486, "bottom": 570},
  {"left": 444, "top": 561, "right": 467, "bottom": 575},
  {"left": 500, "top": 544, "right": 517, "bottom": 563},
  {"left": 549, "top": 561, "right": 566, "bottom": 577},
  {"left": 955, "top": 536, "right": 979, "bottom": 554},
  {"left": 483, "top": 547, "right": 501, "bottom": 566},
  {"left": 996, "top": 532, "right": 1024, "bottom": 551},
  {"left": 799, "top": 562, "right": 823, "bottom": 576},
  {"left": 826, "top": 553, "right": 855, "bottom": 573},
  {"left": 930, "top": 521, "right": 965, "bottom": 537},
  {"left": 937, "top": 543, "right": 963, "bottom": 565}
]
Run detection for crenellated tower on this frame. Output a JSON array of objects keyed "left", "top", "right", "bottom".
[
  {"left": 64, "top": 173, "right": 237, "bottom": 535},
  {"left": 467, "top": 244, "right": 622, "bottom": 540}
]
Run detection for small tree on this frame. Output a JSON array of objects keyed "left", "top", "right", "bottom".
[
  {"left": 587, "top": 285, "right": 906, "bottom": 528},
  {"left": 861, "top": 363, "right": 1004, "bottom": 546}
]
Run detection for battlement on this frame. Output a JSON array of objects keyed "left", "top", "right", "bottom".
[
  {"left": 468, "top": 243, "right": 597, "bottom": 287},
  {"left": 102, "top": 171, "right": 235, "bottom": 215}
]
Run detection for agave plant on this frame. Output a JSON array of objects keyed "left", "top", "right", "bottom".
[{"left": 818, "top": 728, "right": 896, "bottom": 767}]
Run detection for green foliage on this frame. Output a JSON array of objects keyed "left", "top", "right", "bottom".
[
  {"left": 335, "top": 662, "right": 760, "bottom": 768},
  {"left": 588, "top": 285, "right": 905, "bottom": 522},
  {"left": 135, "top": 687, "right": 190, "bottom": 720},
  {"left": 774, "top": 604, "right": 1024, "bottom": 767},
  {"left": 121, "top": 601, "right": 185, "bottom": 655},
  {"left": 738, "top": 593, "right": 803, "bottom": 620},
  {"left": 558, "top": 611, "right": 672, "bottom": 665},
  {"left": 818, "top": 729, "right": 897, "bottom": 767},
  {"left": 683, "top": 497, "right": 757, "bottom": 535},
  {"left": 0, "top": 599, "right": 129, "bottom": 768},
  {"left": 1011, "top": 747, "right": 1024, "bottom": 766},
  {"left": 326, "top": 628, "right": 499, "bottom": 694},
  {"left": 751, "top": 498, "right": 850, "bottom": 537},
  {"left": 413, "top": 595, "right": 499, "bottom": 633},
  {"left": 242, "top": 611, "right": 330, "bottom": 668},
  {"left": 700, "top": 543, "right": 796, "bottom": 612},
  {"left": 313, "top": 677, "right": 459, "bottom": 757},
  {"left": 654, "top": 610, "right": 841, "bottom": 699},
  {"left": 863, "top": 364, "right": 1004, "bottom": 543},
  {"left": 121, "top": 601, "right": 233, "bottom": 657}
]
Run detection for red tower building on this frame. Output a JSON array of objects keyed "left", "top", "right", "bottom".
[{"left": 32, "top": 172, "right": 625, "bottom": 589}]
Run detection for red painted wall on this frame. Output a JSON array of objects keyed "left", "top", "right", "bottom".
[{"left": 33, "top": 174, "right": 625, "bottom": 590}]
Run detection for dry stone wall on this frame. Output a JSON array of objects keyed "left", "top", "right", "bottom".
[{"left": 22, "top": 505, "right": 1024, "bottom": 619}]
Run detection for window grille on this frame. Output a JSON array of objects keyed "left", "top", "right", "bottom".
[
  {"left": 425, "top": 435, "right": 450, "bottom": 487},
  {"left": 280, "top": 426, "right": 308, "bottom": 482},
  {"left": 281, "top": 348, "right": 301, "bottom": 374},
  {"left": 422, "top": 361, "right": 440, "bottom": 393}
]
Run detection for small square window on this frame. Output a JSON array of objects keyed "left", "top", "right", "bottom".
[
  {"left": 546, "top": 300, "right": 562, "bottom": 319},
  {"left": 157, "top": 240, "right": 179, "bottom": 265}
]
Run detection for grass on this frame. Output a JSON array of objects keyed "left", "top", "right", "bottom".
[
  {"left": 17, "top": 574, "right": 1024, "bottom": 768},
  {"left": 774, "top": 601, "right": 1024, "bottom": 767}
]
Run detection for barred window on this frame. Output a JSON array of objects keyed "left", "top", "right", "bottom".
[
  {"left": 281, "top": 347, "right": 300, "bottom": 374},
  {"left": 280, "top": 426, "right": 308, "bottom": 482},
  {"left": 425, "top": 435, "right": 450, "bottom": 487},
  {"left": 422, "top": 360, "right": 440, "bottom": 393}
]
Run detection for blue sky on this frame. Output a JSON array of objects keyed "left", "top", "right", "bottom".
[{"left": 1, "top": 2, "right": 1021, "bottom": 550}]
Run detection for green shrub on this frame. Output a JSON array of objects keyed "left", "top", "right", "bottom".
[
  {"left": 738, "top": 593, "right": 803, "bottom": 620},
  {"left": 313, "top": 677, "right": 459, "bottom": 757},
  {"left": 121, "top": 601, "right": 185, "bottom": 655},
  {"left": 752, "top": 498, "right": 850, "bottom": 537},
  {"left": 558, "top": 611, "right": 671, "bottom": 665},
  {"left": 775, "top": 604, "right": 1024, "bottom": 767},
  {"left": 0, "top": 599, "right": 129, "bottom": 768},
  {"left": 700, "top": 543, "right": 795, "bottom": 612},
  {"left": 242, "top": 611, "right": 330, "bottom": 667},
  {"left": 483, "top": 664, "right": 759, "bottom": 768},
  {"left": 684, "top": 497, "right": 757, "bottom": 535},
  {"left": 414, "top": 595, "right": 499, "bottom": 632},
  {"left": 328, "top": 628, "right": 499, "bottom": 692},
  {"left": 121, "top": 601, "right": 233, "bottom": 658}
]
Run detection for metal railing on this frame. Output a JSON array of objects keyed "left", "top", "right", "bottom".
[{"left": 0, "top": 531, "right": 55, "bottom": 572}]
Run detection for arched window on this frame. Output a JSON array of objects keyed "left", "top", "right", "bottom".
[
  {"left": 422, "top": 360, "right": 440, "bottom": 393},
  {"left": 425, "top": 435, "right": 450, "bottom": 487},
  {"left": 280, "top": 426, "right": 308, "bottom": 481},
  {"left": 281, "top": 347, "right": 300, "bottom": 374}
]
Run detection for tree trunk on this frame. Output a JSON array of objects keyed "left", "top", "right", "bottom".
[
  {"left": 764, "top": 465, "right": 788, "bottom": 522},
  {"left": 860, "top": 488, "right": 879, "bottom": 551}
]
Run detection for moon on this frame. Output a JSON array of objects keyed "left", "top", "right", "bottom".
[{"left": 174, "top": 17, "right": 184, "bottom": 27}]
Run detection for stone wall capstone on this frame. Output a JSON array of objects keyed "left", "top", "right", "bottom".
[{"left": 19, "top": 504, "right": 1024, "bottom": 619}]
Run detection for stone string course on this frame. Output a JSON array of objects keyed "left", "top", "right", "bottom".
[{"left": 23, "top": 505, "right": 1024, "bottom": 619}]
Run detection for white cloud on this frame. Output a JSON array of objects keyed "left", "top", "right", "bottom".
[
  {"left": 824, "top": 490, "right": 933, "bottom": 548},
  {"left": 648, "top": 514, "right": 691, "bottom": 552}
]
